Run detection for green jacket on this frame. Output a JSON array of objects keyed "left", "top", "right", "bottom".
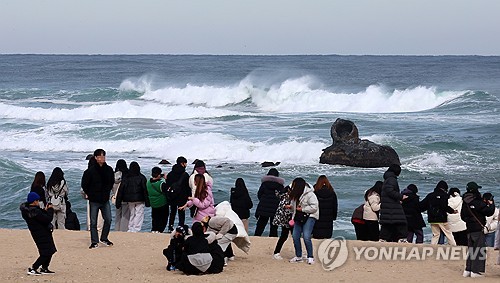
[{"left": 146, "top": 179, "right": 167, "bottom": 208}]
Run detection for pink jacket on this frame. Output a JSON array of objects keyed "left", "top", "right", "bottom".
[{"left": 187, "top": 182, "right": 216, "bottom": 222}]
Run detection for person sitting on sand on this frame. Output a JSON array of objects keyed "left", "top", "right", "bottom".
[
  {"left": 20, "top": 192, "right": 57, "bottom": 275},
  {"left": 176, "top": 222, "right": 224, "bottom": 275},
  {"left": 163, "top": 225, "right": 190, "bottom": 271}
]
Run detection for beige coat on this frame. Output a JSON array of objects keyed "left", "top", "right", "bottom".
[{"left": 363, "top": 191, "right": 380, "bottom": 221}]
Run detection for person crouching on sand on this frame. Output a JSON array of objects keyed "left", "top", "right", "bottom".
[
  {"left": 201, "top": 215, "right": 238, "bottom": 266},
  {"left": 20, "top": 192, "right": 57, "bottom": 275}
]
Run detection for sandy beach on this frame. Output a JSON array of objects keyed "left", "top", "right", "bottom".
[{"left": 1, "top": 228, "right": 499, "bottom": 282}]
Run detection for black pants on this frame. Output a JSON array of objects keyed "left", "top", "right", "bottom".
[
  {"left": 33, "top": 254, "right": 52, "bottom": 270},
  {"left": 466, "top": 231, "right": 487, "bottom": 274},
  {"left": 168, "top": 204, "right": 185, "bottom": 228},
  {"left": 273, "top": 227, "right": 291, "bottom": 254},
  {"left": 364, "top": 220, "right": 380, "bottom": 241},
  {"left": 254, "top": 216, "right": 278, "bottom": 237},
  {"left": 379, "top": 223, "right": 407, "bottom": 242},
  {"left": 453, "top": 230, "right": 469, "bottom": 246},
  {"left": 151, "top": 205, "right": 169, "bottom": 233}
]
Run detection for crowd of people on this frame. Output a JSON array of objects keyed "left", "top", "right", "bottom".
[
  {"left": 19, "top": 149, "right": 499, "bottom": 278},
  {"left": 351, "top": 164, "right": 499, "bottom": 278}
]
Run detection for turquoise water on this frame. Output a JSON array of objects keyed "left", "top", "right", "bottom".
[{"left": 1, "top": 55, "right": 499, "bottom": 239}]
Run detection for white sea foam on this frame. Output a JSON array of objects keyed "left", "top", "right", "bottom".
[
  {"left": 0, "top": 101, "right": 242, "bottom": 121},
  {"left": 122, "top": 75, "right": 467, "bottom": 113},
  {"left": 0, "top": 131, "right": 327, "bottom": 164}
]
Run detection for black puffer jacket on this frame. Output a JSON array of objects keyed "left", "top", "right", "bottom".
[
  {"left": 420, "top": 188, "right": 454, "bottom": 223},
  {"left": 165, "top": 164, "right": 191, "bottom": 206},
  {"left": 379, "top": 171, "right": 407, "bottom": 225},
  {"left": 255, "top": 175, "right": 285, "bottom": 218},
  {"left": 81, "top": 163, "right": 115, "bottom": 204},
  {"left": 230, "top": 186, "right": 253, "bottom": 220},
  {"left": 116, "top": 173, "right": 148, "bottom": 207},
  {"left": 312, "top": 186, "right": 338, "bottom": 239},
  {"left": 402, "top": 189, "right": 426, "bottom": 229},
  {"left": 20, "top": 203, "right": 57, "bottom": 256},
  {"left": 461, "top": 191, "right": 495, "bottom": 232}
]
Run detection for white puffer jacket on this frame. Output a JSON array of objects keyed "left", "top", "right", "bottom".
[
  {"left": 484, "top": 207, "right": 499, "bottom": 234},
  {"left": 448, "top": 194, "right": 467, "bottom": 232},
  {"left": 292, "top": 185, "right": 319, "bottom": 220},
  {"left": 363, "top": 191, "right": 381, "bottom": 221}
]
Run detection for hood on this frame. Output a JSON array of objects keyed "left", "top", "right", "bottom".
[
  {"left": 301, "top": 184, "right": 315, "bottom": 199},
  {"left": 314, "top": 186, "right": 334, "bottom": 199},
  {"left": 383, "top": 171, "right": 397, "bottom": 180},
  {"left": 462, "top": 192, "right": 478, "bottom": 204},
  {"left": 172, "top": 164, "right": 186, "bottom": 174},
  {"left": 20, "top": 202, "right": 39, "bottom": 219},
  {"left": 261, "top": 175, "right": 285, "bottom": 185}
]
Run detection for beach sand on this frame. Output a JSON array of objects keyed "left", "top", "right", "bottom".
[{"left": 1, "top": 228, "right": 499, "bottom": 282}]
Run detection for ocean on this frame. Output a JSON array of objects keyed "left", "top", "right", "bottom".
[{"left": 1, "top": 55, "right": 499, "bottom": 240}]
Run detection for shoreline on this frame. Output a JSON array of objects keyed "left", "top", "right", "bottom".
[{"left": 1, "top": 228, "right": 499, "bottom": 282}]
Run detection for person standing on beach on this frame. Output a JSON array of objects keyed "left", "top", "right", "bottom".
[
  {"left": 165, "top": 156, "right": 190, "bottom": 232},
  {"left": 289, "top": 177, "right": 319, "bottom": 264},
  {"left": 362, "top": 181, "right": 383, "bottom": 241},
  {"left": 461, "top": 182, "right": 495, "bottom": 278},
  {"left": 188, "top": 160, "right": 213, "bottom": 219},
  {"left": 447, "top": 187, "right": 468, "bottom": 246},
  {"left": 147, "top": 167, "right": 169, "bottom": 233},
  {"left": 420, "top": 180, "right": 457, "bottom": 245},
  {"left": 379, "top": 164, "right": 408, "bottom": 242},
  {"left": 46, "top": 167, "right": 69, "bottom": 230},
  {"left": 112, "top": 159, "right": 129, "bottom": 232},
  {"left": 312, "top": 175, "right": 338, "bottom": 239},
  {"left": 115, "top": 161, "right": 148, "bottom": 232},
  {"left": 81, "top": 149, "right": 115, "bottom": 249},
  {"left": 180, "top": 173, "right": 216, "bottom": 222},
  {"left": 20, "top": 192, "right": 57, "bottom": 275},
  {"left": 254, "top": 168, "right": 285, "bottom": 237},
  {"left": 230, "top": 178, "right": 253, "bottom": 233},
  {"left": 482, "top": 193, "right": 498, "bottom": 247},
  {"left": 271, "top": 183, "right": 293, "bottom": 260},
  {"left": 401, "top": 184, "right": 426, "bottom": 243},
  {"left": 30, "top": 171, "right": 47, "bottom": 208}
]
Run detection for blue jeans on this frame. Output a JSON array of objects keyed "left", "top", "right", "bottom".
[
  {"left": 90, "top": 201, "right": 112, "bottom": 244},
  {"left": 485, "top": 232, "right": 495, "bottom": 247},
  {"left": 292, "top": 217, "right": 316, "bottom": 258}
]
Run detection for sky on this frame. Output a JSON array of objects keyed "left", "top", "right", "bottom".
[{"left": 1, "top": 0, "right": 499, "bottom": 55}]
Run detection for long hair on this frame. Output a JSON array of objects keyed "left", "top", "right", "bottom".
[
  {"left": 46, "top": 167, "right": 65, "bottom": 192},
  {"left": 115, "top": 159, "right": 128, "bottom": 174},
  {"left": 129, "top": 161, "right": 141, "bottom": 176},
  {"left": 31, "top": 171, "right": 46, "bottom": 189},
  {"left": 364, "top": 181, "right": 383, "bottom": 201},
  {"left": 234, "top": 178, "right": 248, "bottom": 194},
  {"left": 313, "top": 175, "right": 334, "bottom": 192},
  {"left": 289, "top": 177, "right": 307, "bottom": 202},
  {"left": 194, "top": 174, "right": 208, "bottom": 201}
]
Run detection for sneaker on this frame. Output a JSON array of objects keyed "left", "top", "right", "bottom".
[
  {"left": 462, "top": 270, "right": 471, "bottom": 277},
  {"left": 307, "top": 258, "right": 315, "bottom": 265},
  {"left": 289, "top": 257, "right": 303, "bottom": 263},
  {"left": 379, "top": 239, "right": 387, "bottom": 243},
  {"left": 39, "top": 268, "right": 55, "bottom": 274},
  {"left": 167, "top": 225, "right": 174, "bottom": 233},
  {"left": 89, "top": 243, "right": 99, "bottom": 249},
  {"left": 27, "top": 268, "right": 41, "bottom": 276},
  {"left": 100, "top": 240, "right": 113, "bottom": 246},
  {"left": 471, "top": 272, "right": 484, "bottom": 278},
  {"left": 228, "top": 256, "right": 235, "bottom": 261},
  {"left": 398, "top": 239, "right": 409, "bottom": 243},
  {"left": 273, "top": 253, "right": 283, "bottom": 260}
]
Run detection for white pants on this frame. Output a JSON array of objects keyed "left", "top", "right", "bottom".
[
  {"left": 52, "top": 205, "right": 66, "bottom": 229},
  {"left": 115, "top": 202, "right": 130, "bottom": 232},
  {"left": 431, "top": 223, "right": 456, "bottom": 245},
  {"left": 127, "top": 202, "right": 145, "bottom": 232}
]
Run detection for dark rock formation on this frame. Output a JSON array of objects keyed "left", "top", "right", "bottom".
[
  {"left": 320, "top": 118, "right": 400, "bottom": 168},
  {"left": 261, "top": 161, "right": 281, "bottom": 168},
  {"left": 159, "top": 159, "right": 171, "bottom": 165}
]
